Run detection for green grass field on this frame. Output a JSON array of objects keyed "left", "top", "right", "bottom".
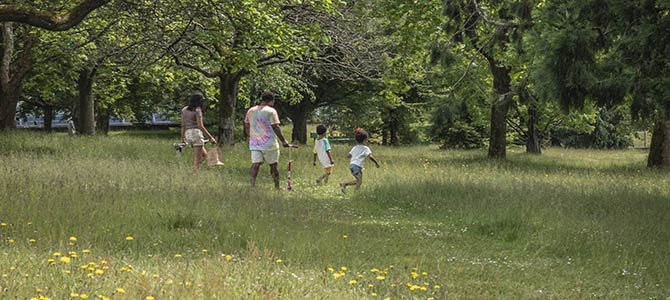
[{"left": 1, "top": 130, "right": 669, "bottom": 299}]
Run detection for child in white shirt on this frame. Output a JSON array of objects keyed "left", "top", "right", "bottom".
[
  {"left": 313, "top": 124, "right": 334, "bottom": 185},
  {"left": 340, "top": 128, "right": 379, "bottom": 193}
]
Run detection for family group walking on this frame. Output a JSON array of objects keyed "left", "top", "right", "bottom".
[{"left": 181, "top": 91, "right": 380, "bottom": 193}]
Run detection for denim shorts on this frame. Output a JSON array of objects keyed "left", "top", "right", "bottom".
[{"left": 350, "top": 164, "right": 363, "bottom": 175}]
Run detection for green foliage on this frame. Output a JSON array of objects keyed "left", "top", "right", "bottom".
[{"left": 550, "top": 107, "right": 633, "bottom": 149}]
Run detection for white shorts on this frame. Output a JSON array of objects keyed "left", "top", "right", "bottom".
[
  {"left": 185, "top": 128, "right": 205, "bottom": 146},
  {"left": 251, "top": 149, "right": 280, "bottom": 164}
]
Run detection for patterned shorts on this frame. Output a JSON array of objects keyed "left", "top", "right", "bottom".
[{"left": 185, "top": 128, "right": 205, "bottom": 146}]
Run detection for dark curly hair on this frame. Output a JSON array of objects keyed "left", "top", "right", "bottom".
[{"left": 355, "top": 128, "right": 368, "bottom": 144}]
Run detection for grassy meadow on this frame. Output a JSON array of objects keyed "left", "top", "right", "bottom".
[{"left": 0, "top": 130, "right": 669, "bottom": 299}]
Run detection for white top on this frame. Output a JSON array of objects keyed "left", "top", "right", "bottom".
[
  {"left": 349, "top": 144, "right": 372, "bottom": 167},
  {"left": 314, "top": 138, "right": 333, "bottom": 168}
]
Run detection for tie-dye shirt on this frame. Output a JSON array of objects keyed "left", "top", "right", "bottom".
[{"left": 244, "top": 105, "right": 280, "bottom": 151}]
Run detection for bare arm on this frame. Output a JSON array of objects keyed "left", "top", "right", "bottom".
[
  {"left": 180, "top": 115, "right": 186, "bottom": 143},
  {"left": 196, "top": 114, "right": 216, "bottom": 144},
  {"left": 272, "top": 124, "right": 297, "bottom": 148},
  {"left": 368, "top": 153, "right": 380, "bottom": 168},
  {"left": 313, "top": 153, "right": 317, "bottom": 166},
  {"left": 326, "top": 150, "right": 334, "bottom": 164},
  {"left": 346, "top": 153, "right": 352, "bottom": 159},
  {"left": 244, "top": 122, "right": 250, "bottom": 138}
]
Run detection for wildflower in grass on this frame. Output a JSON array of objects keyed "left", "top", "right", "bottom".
[
  {"left": 148, "top": 254, "right": 153, "bottom": 258},
  {"left": 1, "top": 223, "right": 6, "bottom": 226},
  {"left": 70, "top": 237, "right": 77, "bottom": 241},
  {"left": 370, "top": 268, "right": 380, "bottom": 273},
  {"left": 120, "top": 267, "right": 127, "bottom": 272},
  {"left": 411, "top": 272, "right": 419, "bottom": 278},
  {"left": 202, "top": 249, "right": 208, "bottom": 253},
  {"left": 384, "top": 298, "right": 390, "bottom": 300},
  {"left": 371, "top": 292, "right": 377, "bottom": 296},
  {"left": 434, "top": 285, "right": 440, "bottom": 289},
  {"left": 24, "top": 273, "right": 29, "bottom": 278},
  {"left": 115, "top": 288, "right": 126, "bottom": 294},
  {"left": 368, "top": 284, "right": 373, "bottom": 288},
  {"left": 421, "top": 272, "right": 427, "bottom": 276},
  {"left": 102, "top": 266, "right": 109, "bottom": 270},
  {"left": 10, "top": 266, "right": 16, "bottom": 270},
  {"left": 153, "top": 274, "right": 159, "bottom": 278},
  {"left": 146, "top": 297, "right": 154, "bottom": 300},
  {"left": 36, "top": 288, "right": 43, "bottom": 293},
  {"left": 47, "top": 258, "right": 55, "bottom": 264},
  {"left": 343, "top": 235, "right": 348, "bottom": 239},
  {"left": 167, "top": 280, "right": 174, "bottom": 284},
  {"left": 79, "top": 294, "right": 88, "bottom": 299},
  {"left": 349, "top": 280, "right": 357, "bottom": 284},
  {"left": 332, "top": 273, "right": 343, "bottom": 279},
  {"left": 1, "top": 274, "right": 6, "bottom": 277},
  {"left": 7, "top": 239, "right": 14, "bottom": 243},
  {"left": 53, "top": 252, "right": 61, "bottom": 257},
  {"left": 341, "top": 266, "right": 347, "bottom": 271},
  {"left": 420, "top": 287, "right": 427, "bottom": 291},
  {"left": 389, "top": 265, "right": 394, "bottom": 269},
  {"left": 82, "top": 250, "right": 90, "bottom": 254},
  {"left": 428, "top": 298, "right": 433, "bottom": 300},
  {"left": 391, "top": 284, "right": 396, "bottom": 287},
  {"left": 225, "top": 255, "right": 232, "bottom": 261},
  {"left": 186, "top": 282, "right": 192, "bottom": 286},
  {"left": 70, "top": 292, "right": 79, "bottom": 297},
  {"left": 276, "top": 259, "right": 282, "bottom": 263},
  {"left": 327, "top": 267, "right": 334, "bottom": 272},
  {"left": 376, "top": 275, "right": 386, "bottom": 280},
  {"left": 65, "top": 270, "right": 71, "bottom": 274},
  {"left": 60, "top": 257, "right": 71, "bottom": 263},
  {"left": 125, "top": 236, "right": 133, "bottom": 241},
  {"left": 87, "top": 273, "right": 93, "bottom": 277},
  {"left": 98, "top": 296, "right": 111, "bottom": 300},
  {"left": 27, "top": 222, "right": 32, "bottom": 225},
  {"left": 358, "top": 274, "right": 363, "bottom": 278},
  {"left": 424, "top": 282, "right": 428, "bottom": 286},
  {"left": 406, "top": 282, "right": 412, "bottom": 287},
  {"left": 95, "top": 270, "right": 104, "bottom": 275},
  {"left": 175, "top": 254, "right": 182, "bottom": 258}
]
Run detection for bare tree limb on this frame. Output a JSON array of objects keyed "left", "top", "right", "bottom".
[
  {"left": 472, "top": 0, "right": 519, "bottom": 28},
  {"left": 0, "top": 0, "right": 111, "bottom": 31},
  {"left": 172, "top": 54, "right": 220, "bottom": 78}
]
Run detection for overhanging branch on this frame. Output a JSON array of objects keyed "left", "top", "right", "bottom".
[{"left": 0, "top": 0, "right": 112, "bottom": 31}]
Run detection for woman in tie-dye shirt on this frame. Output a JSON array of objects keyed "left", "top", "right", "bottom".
[{"left": 244, "top": 92, "right": 297, "bottom": 189}]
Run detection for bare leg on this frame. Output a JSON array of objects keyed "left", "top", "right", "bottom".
[
  {"left": 269, "top": 163, "right": 280, "bottom": 189},
  {"left": 250, "top": 162, "right": 262, "bottom": 187},
  {"left": 340, "top": 173, "right": 362, "bottom": 193},
  {"left": 192, "top": 146, "right": 205, "bottom": 172}
]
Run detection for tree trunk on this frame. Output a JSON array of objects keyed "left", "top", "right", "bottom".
[
  {"left": 647, "top": 120, "right": 670, "bottom": 167},
  {"left": 389, "top": 108, "right": 398, "bottom": 146},
  {"left": 218, "top": 72, "right": 242, "bottom": 146},
  {"left": 44, "top": 105, "right": 53, "bottom": 132},
  {"left": 290, "top": 109, "right": 308, "bottom": 144},
  {"left": 0, "top": 23, "right": 36, "bottom": 130},
  {"left": 77, "top": 68, "right": 96, "bottom": 135},
  {"left": 96, "top": 106, "right": 110, "bottom": 135},
  {"left": 525, "top": 103, "right": 542, "bottom": 154},
  {"left": 484, "top": 54, "right": 512, "bottom": 159}
]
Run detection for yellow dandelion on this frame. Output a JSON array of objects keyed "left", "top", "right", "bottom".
[
  {"left": 391, "top": 283, "right": 396, "bottom": 287},
  {"left": 69, "top": 237, "right": 77, "bottom": 241},
  {"left": 146, "top": 297, "right": 154, "bottom": 300},
  {"left": 95, "top": 270, "right": 104, "bottom": 275},
  {"left": 99, "top": 296, "right": 111, "bottom": 300},
  {"left": 0, "top": 223, "right": 6, "bottom": 226},
  {"left": 389, "top": 265, "right": 394, "bottom": 269},
  {"left": 102, "top": 266, "right": 109, "bottom": 270},
  {"left": 120, "top": 267, "right": 127, "bottom": 272},
  {"left": 376, "top": 276, "right": 386, "bottom": 280},
  {"left": 358, "top": 274, "right": 364, "bottom": 278},
  {"left": 349, "top": 280, "right": 357, "bottom": 284},
  {"left": 370, "top": 268, "right": 380, "bottom": 273},
  {"left": 1, "top": 273, "right": 7, "bottom": 277},
  {"left": 368, "top": 284, "right": 374, "bottom": 288},
  {"left": 327, "top": 267, "right": 334, "bottom": 272},
  {"left": 70, "top": 293, "right": 79, "bottom": 297},
  {"left": 29, "top": 239, "right": 36, "bottom": 243},
  {"left": 60, "top": 257, "right": 71, "bottom": 263},
  {"left": 421, "top": 272, "right": 428, "bottom": 276},
  {"left": 9, "top": 266, "right": 16, "bottom": 270},
  {"left": 420, "top": 287, "right": 427, "bottom": 291},
  {"left": 167, "top": 280, "right": 174, "bottom": 284},
  {"left": 174, "top": 254, "right": 182, "bottom": 258},
  {"left": 371, "top": 292, "right": 377, "bottom": 296},
  {"left": 411, "top": 272, "right": 419, "bottom": 279},
  {"left": 384, "top": 298, "right": 391, "bottom": 300},
  {"left": 82, "top": 249, "right": 90, "bottom": 254},
  {"left": 332, "top": 273, "right": 343, "bottom": 279},
  {"left": 30, "top": 298, "right": 39, "bottom": 300},
  {"left": 202, "top": 249, "right": 208, "bottom": 253},
  {"left": 87, "top": 273, "right": 93, "bottom": 277},
  {"left": 428, "top": 298, "right": 433, "bottom": 300},
  {"left": 115, "top": 288, "right": 126, "bottom": 294},
  {"left": 424, "top": 282, "right": 429, "bottom": 286},
  {"left": 53, "top": 252, "right": 61, "bottom": 257},
  {"left": 24, "top": 273, "right": 29, "bottom": 278},
  {"left": 407, "top": 282, "right": 413, "bottom": 287},
  {"left": 148, "top": 254, "right": 153, "bottom": 258},
  {"left": 434, "top": 285, "right": 440, "bottom": 289},
  {"left": 36, "top": 288, "right": 43, "bottom": 293},
  {"left": 47, "top": 258, "right": 55, "bottom": 264},
  {"left": 27, "top": 222, "right": 32, "bottom": 225},
  {"left": 101, "top": 260, "right": 107, "bottom": 265},
  {"left": 185, "top": 282, "right": 192, "bottom": 286},
  {"left": 79, "top": 294, "right": 88, "bottom": 299},
  {"left": 341, "top": 266, "right": 347, "bottom": 271},
  {"left": 225, "top": 255, "right": 232, "bottom": 261},
  {"left": 8, "top": 239, "right": 14, "bottom": 243},
  {"left": 275, "top": 259, "right": 282, "bottom": 263},
  {"left": 343, "top": 235, "right": 348, "bottom": 239},
  {"left": 65, "top": 270, "right": 71, "bottom": 274},
  {"left": 152, "top": 274, "right": 160, "bottom": 278},
  {"left": 125, "top": 236, "right": 133, "bottom": 241}
]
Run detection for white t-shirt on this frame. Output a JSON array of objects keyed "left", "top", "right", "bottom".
[
  {"left": 313, "top": 138, "right": 333, "bottom": 168},
  {"left": 349, "top": 144, "right": 372, "bottom": 167}
]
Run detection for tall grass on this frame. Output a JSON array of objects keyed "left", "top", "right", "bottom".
[{"left": 0, "top": 130, "right": 668, "bottom": 299}]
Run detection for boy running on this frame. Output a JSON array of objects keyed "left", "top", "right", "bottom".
[
  {"left": 313, "top": 124, "right": 334, "bottom": 185},
  {"left": 340, "top": 128, "right": 379, "bottom": 193}
]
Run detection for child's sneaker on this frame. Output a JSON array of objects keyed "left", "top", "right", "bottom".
[{"left": 340, "top": 183, "right": 346, "bottom": 194}]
